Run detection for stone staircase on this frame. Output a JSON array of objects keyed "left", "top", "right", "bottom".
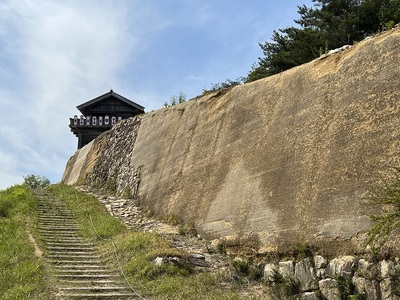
[{"left": 35, "top": 190, "right": 139, "bottom": 299}]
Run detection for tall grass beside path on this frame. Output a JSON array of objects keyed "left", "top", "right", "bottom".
[
  {"left": 0, "top": 185, "right": 53, "bottom": 299},
  {"left": 47, "top": 184, "right": 126, "bottom": 240}
]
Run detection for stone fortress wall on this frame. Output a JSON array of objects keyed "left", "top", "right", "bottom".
[{"left": 62, "top": 28, "right": 400, "bottom": 253}]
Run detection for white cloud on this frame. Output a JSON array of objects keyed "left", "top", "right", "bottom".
[{"left": 0, "top": 0, "right": 145, "bottom": 189}]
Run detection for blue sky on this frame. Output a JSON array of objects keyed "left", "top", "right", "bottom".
[{"left": 0, "top": 0, "right": 313, "bottom": 189}]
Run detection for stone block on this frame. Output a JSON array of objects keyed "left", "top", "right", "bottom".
[
  {"left": 279, "top": 260, "right": 295, "bottom": 278},
  {"left": 326, "top": 256, "right": 357, "bottom": 278},
  {"left": 295, "top": 258, "right": 318, "bottom": 291},
  {"left": 264, "top": 263, "right": 278, "bottom": 282},
  {"left": 352, "top": 276, "right": 379, "bottom": 300},
  {"left": 380, "top": 278, "right": 395, "bottom": 300},
  {"left": 314, "top": 255, "right": 328, "bottom": 269},
  {"left": 301, "top": 291, "right": 319, "bottom": 300},
  {"left": 319, "top": 278, "right": 340, "bottom": 300},
  {"left": 380, "top": 260, "right": 395, "bottom": 279}
]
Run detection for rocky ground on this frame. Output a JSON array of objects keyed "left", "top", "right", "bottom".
[
  {"left": 76, "top": 186, "right": 235, "bottom": 272},
  {"left": 76, "top": 185, "right": 270, "bottom": 299}
]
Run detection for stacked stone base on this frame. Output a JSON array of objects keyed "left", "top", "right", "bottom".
[{"left": 264, "top": 255, "right": 400, "bottom": 300}]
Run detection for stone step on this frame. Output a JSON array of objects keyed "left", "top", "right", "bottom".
[
  {"left": 41, "top": 236, "right": 83, "bottom": 240},
  {"left": 39, "top": 223, "right": 78, "bottom": 227},
  {"left": 56, "top": 274, "right": 118, "bottom": 279},
  {"left": 58, "top": 279, "right": 117, "bottom": 285},
  {"left": 39, "top": 230, "right": 79, "bottom": 234},
  {"left": 42, "top": 239, "right": 84, "bottom": 244},
  {"left": 49, "top": 249, "right": 98, "bottom": 257},
  {"left": 38, "top": 216, "right": 75, "bottom": 219},
  {"left": 54, "top": 265, "right": 104, "bottom": 269},
  {"left": 38, "top": 211, "right": 73, "bottom": 215},
  {"left": 38, "top": 219, "right": 77, "bottom": 223},
  {"left": 57, "top": 269, "right": 110, "bottom": 274},
  {"left": 47, "top": 247, "right": 95, "bottom": 253},
  {"left": 57, "top": 292, "right": 137, "bottom": 299},
  {"left": 38, "top": 214, "right": 74, "bottom": 218},
  {"left": 48, "top": 254, "right": 101, "bottom": 260},
  {"left": 39, "top": 229, "right": 80, "bottom": 233},
  {"left": 35, "top": 190, "right": 136, "bottom": 299},
  {"left": 46, "top": 242, "right": 93, "bottom": 247},
  {"left": 38, "top": 225, "right": 77, "bottom": 229},
  {"left": 39, "top": 234, "right": 80, "bottom": 238},
  {"left": 59, "top": 286, "right": 131, "bottom": 291},
  {"left": 52, "top": 260, "right": 103, "bottom": 265}
]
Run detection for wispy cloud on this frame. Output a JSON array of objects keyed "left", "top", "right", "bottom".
[{"left": 0, "top": 0, "right": 141, "bottom": 188}]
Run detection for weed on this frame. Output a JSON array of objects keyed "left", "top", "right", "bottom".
[
  {"left": 271, "top": 273, "right": 301, "bottom": 300},
  {"left": 217, "top": 243, "right": 227, "bottom": 255},
  {"left": 315, "top": 290, "right": 327, "bottom": 300},
  {"left": 233, "top": 258, "right": 250, "bottom": 275},
  {"left": 335, "top": 275, "right": 365, "bottom": 300},
  {"left": 178, "top": 221, "right": 197, "bottom": 236},
  {"left": 335, "top": 275, "right": 355, "bottom": 299},
  {"left": 232, "top": 258, "right": 263, "bottom": 283},
  {"left": 270, "top": 268, "right": 286, "bottom": 283},
  {"left": 291, "top": 242, "right": 313, "bottom": 260},
  {"left": 390, "top": 268, "right": 400, "bottom": 296},
  {"left": 202, "top": 77, "right": 245, "bottom": 95},
  {"left": 163, "top": 214, "right": 182, "bottom": 226},
  {"left": 348, "top": 294, "right": 367, "bottom": 300},
  {"left": 169, "top": 92, "right": 186, "bottom": 106}
]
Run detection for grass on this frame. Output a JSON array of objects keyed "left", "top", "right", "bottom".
[
  {"left": 108, "top": 232, "right": 243, "bottom": 299},
  {"left": 47, "top": 184, "right": 126, "bottom": 240},
  {"left": 48, "top": 184, "right": 268, "bottom": 299},
  {"left": 0, "top": 184, "right": 53, "bottom": 299}
]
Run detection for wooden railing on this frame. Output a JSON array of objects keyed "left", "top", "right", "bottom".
[{"left": 69, "top": 115, "right": 122, "bottom": 127}]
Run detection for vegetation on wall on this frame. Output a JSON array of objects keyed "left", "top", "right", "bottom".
[
  {"left": 366, "top": 168, "right": 400, "bottom": 252},
  {"left": 165, "top": 92, "right": 187, "bottom": 107},
  {"left": 202, "top": 77, "right": 245, "bottom": 95}
]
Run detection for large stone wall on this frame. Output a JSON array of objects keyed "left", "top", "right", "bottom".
[{"left": 62, "top": 29, "right": 400, "bottom": 252}]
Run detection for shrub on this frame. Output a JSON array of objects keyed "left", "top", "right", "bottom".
[
  {"left": 291, "top": 242, "right": 313, "bottom": 259},
  {"left": 169, "top": 92, "right": 186, "bottom": 106},
  {"left": 23, "top": 174, "right": 50, "bottom": 189},
  {"left": 336, "top": 275, "right": 366, "bottom": 300},
  {"left": 272, "top": 274, "right": 301, "bottom": 300},
  {"left": 232, "top": 258, "right": 249, "bottom": 275},
  {"left": 217, "top": 243, "right": 227, "bottom": 255},
  {"left": 232, "top": 258, "right": 263, "bottom": 281},
  {"left": 202, "top": 77, "right": 245, "bottom": 94}
]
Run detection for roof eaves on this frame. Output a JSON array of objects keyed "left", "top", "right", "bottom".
[{"left": 76, "top": 90, "right": 145, "bottom": 112}]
